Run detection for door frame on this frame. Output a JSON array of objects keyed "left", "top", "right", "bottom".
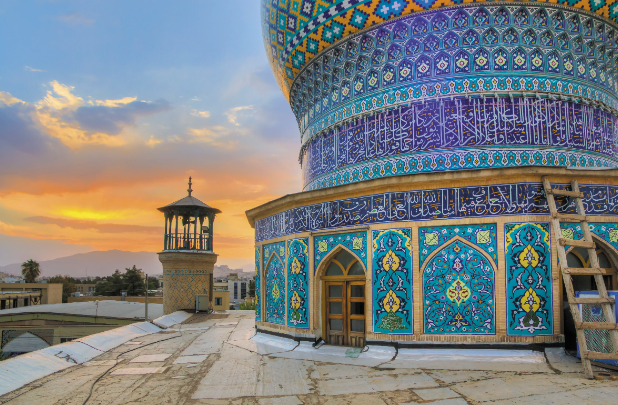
[{"left": 318, "top": 245, "right": 367, "bottom": 346}]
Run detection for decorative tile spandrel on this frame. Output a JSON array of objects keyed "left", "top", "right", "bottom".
[{"left": 314, "top": 231, "right": 367, "bottom": 273}]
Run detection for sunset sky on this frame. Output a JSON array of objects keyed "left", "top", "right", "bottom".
[{"left": 0, "top": 1, "right": 300, "bottom": 271}]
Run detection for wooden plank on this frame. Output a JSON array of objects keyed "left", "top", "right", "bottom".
[
  {"left": 583, "top": 351, "right": 618, "bottom": 360},
  {"left": 562, "top": 267, "right": 609, "bottom": 275},
  {"left": 572, "top": 297, "right": 615, "bottom": 304},
  {"left": 547, "top": 188, "right": 584, "bottom": 198},
  {"left": 575, "top": 322, "right": 618, "bottom": 330},
  {"left": 553, "top": 213, "right": 587, "bottom": 222},
  {"left": 558, "top": 238, "right": 595, "bottom": 248}
]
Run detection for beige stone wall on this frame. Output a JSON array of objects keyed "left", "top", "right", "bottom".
[
  {"left": 212, "top": 290, "right": 229, "bottom": 311},
  {"left": 158, "top": 252, "right": 217, "bottom": 315}
]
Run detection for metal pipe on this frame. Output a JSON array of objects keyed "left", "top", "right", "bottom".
[{"left": 145, "top": 274, "right": 148, "bottom": 321}]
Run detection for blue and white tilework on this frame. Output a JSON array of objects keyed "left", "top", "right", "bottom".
[
  {"left": 287, "top": 238, "right": 310, "bottom": 328},
  {"left": 372, "top": 229, "right": 413, "bottom": 334},
  {"left": 314, "top": 231, "right": 367, "bottom": 273}
]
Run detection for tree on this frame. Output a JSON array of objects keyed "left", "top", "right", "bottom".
[
  {"left": 47, "top": 276, "right": 76, "bottom": 303},
  {"left": 21, "top": 259, "right": 40, "bottom": 283},
  {"left": 248, "top": 280, "right": 255, "bottom": 298},
  {"left": 124, "top": 265, "right": 145, "bottom": 296}
]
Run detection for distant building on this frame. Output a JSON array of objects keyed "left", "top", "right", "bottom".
[
  {"left": 0, "top": 301, "right": 162, "bottom": 357},
  {"left": 0, "top": 283, "right": 63, "bottom": 310},
  {"left": 1, "top": 277, "right": 23, "bottom": 284},
  {"left": 75, "top": 284, "right": 96, "bottom": 295},
  {"left": 227, "top": 273, "right": 249, "bottom": 305}
]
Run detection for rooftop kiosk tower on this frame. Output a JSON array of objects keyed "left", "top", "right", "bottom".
[{"left": 158, "top": 178, "right": 221, "bottom": 315}]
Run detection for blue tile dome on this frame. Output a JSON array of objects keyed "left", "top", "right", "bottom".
[{"left": 262, "top": 2, "right": 618, "bottom": 190}]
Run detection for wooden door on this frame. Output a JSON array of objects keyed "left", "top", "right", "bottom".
[
  {"left": 347, "top": 281, "right": 366, "bottom": 347},
  {"left": 326, "top": 281, "right": 345, "bottom": 346}
]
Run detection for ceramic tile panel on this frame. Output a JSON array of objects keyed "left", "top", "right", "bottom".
[
  {"left": 372, "top": 229, "right": 413, "bottom": 334},
  {"left": 505, "top": 222, "right": 553, "bottom": 336}
]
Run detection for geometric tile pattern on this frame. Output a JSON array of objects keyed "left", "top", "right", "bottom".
[
  {"left": 287, "top": 238, "right": 310, "bottom": 328},
  {"left": 290, "top": 5, "right": 618, "bottom": 142},
  {"left": 163, "top": 268, "right": 211, "bottom": 314},
  {"left": 372, "top": 229, "right": 413, "bottom": 334},
  {"left": 301, "top": 98, "right": 618, "bottom": 190},
  {"left": 264, "top": 241, "right": 286, "bottom": 325},
  {"left": 256, "top": 183, "right": 618, "bottom": 242},
  {"left": 505, "top": 222, "right": 553, "bottom": 336},
  {"left": 314, "top": 231, "right": 367, "bottom": 273},
  {"left": 255, "top": 247, "right": 261, "bottom": 321},
  {"left": 263, "top": 2, "right": 618, "bottom": 98}
]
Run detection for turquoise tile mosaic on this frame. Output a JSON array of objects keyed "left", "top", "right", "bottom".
[
  {"left": 372, "top": 229, "right": 413, "bottom": 334},
  {"left": 287, "top": 238, "right": 310, "bottom": 328},
  {"left": 505, "top": 222, "right": 553, "bottom": 336}
]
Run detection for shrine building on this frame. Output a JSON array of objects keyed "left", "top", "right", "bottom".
[{"left": 246, "top": 1, "right": 618, "bottom": 348}]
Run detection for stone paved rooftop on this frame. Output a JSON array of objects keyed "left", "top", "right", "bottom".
[{"left": 1, "top": 311, "right": 618, "bottom": 404}]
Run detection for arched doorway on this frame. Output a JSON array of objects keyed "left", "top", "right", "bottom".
[
  {"left": 322, "top": 248, "right": 366, "bottom": 347},
  {"left": 563, "top": 238, "right": 618, "bottom": 351}
]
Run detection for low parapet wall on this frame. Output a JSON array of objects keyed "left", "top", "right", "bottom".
[
  {"left": 0, "top": 311, "right": 191, "bottom": 396},
  {"left": 68, "top": 296, "right": 163, "bottom": 304}
]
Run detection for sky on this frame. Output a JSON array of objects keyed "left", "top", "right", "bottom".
[{"left": 0, "top": 1, "right": 301, "bottom": 271}]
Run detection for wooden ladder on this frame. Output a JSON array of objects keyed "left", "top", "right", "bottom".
[{"left": 543, "top": 177, "right": 618, "bottom": 378}]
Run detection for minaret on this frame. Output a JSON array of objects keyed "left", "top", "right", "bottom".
[{"left": 157, "top": 177, "right": 221, "bottom": 314}]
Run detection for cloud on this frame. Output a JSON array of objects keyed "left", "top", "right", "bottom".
[
  {"left": 225, "top": 105, "right": 253, "bottom": 126},
  {"left": 0, "top": 95, "right": 58, "bottom": 156},
  {"left": 188, "top": 126, "right": 237, "bottom": 149},
  {"left": 57, "top": 12, "right": 94, "bottom": 26},
  {"left": 71, "top": 99, "right": 171, "bottom": 135},
  {"left": 24, "top": 66, "right": 44, "bottom": 72},
  {"left": 191, "top": 96, "right": 201, "bottom": 101},
  {"left": 94, "top": 97, "right": 137, "bottom": 107},
  {"left": 191, "top": 109, "right": 210, "bottom": 118},
  {"left": 24, "top": 216, "right": 161, "bottom": 234}
]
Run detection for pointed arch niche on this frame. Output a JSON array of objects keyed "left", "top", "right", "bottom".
[
  {"left": 315, "top": 243, "right": 367, "bottom": 347},
  {"left": 263, "top": 247, "right": 286, "bottom": 325},
  {"left": 421, "top": 236, "right": 497, "bottom": 335}
]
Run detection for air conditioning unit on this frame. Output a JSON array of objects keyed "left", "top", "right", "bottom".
[{"left": 195, "top": 294, "right": 209, "bottom": 313}]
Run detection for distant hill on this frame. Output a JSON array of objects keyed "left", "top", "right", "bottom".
[
  {"left": 0, "top": 250, "right": 162, "bottom": 279},
  {"left": 0, "top": 250, "right": 250, "bottom": 279}
]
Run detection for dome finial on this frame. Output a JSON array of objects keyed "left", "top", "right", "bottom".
[{"left": 187, "top": 176, "right": 193, "bottom": 196}]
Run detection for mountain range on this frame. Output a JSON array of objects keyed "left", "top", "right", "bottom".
[{"left": 0, "top": 250, "right": 248, "bottom": 279}]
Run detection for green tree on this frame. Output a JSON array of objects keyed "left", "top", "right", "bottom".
[
  {"left": 47, "top": 275, "right": 76, "bottom": 303},
  {"left": 248, "top": 280, "right": 255, "bottom": 298},
  {"left": 94, "top": 270, "right": 123, "bottom": 296},
  {"left": 124, "top": 265, "right": 145, "bottom": 296},
  {"left": 239, "top": 301, "right": 256, "bottom": 310},
  {"left": 21, "top": 259, "right": 40, "bottom": 283}
]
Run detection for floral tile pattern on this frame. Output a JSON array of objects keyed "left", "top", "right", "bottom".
[
  {"left": 505, "top": 223, "right": 553, "bottom": 336},
  {"left": 314, "top": 231, "right": 367, "bottom": 273},
  {"left": 287, "top": 238, "right": 310, "bottom": 328},
  {"left": 372, "top": 229, "right": 413, "bottom": 334}
]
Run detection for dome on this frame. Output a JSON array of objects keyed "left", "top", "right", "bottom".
[{"left": 262, "top": 1, "right": 618, "bottom": 190}]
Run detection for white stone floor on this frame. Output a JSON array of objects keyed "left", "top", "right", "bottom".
[{"left": 1, "top": 312, "right": 617, "bottom": 405}]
